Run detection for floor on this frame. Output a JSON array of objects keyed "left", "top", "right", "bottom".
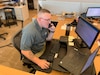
[{"left": 0, "top": 9, "right": 37, "bottom": 72}]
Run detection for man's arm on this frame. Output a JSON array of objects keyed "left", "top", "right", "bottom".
[
  {"left": 46, "top": 31, "right": 54, "bottom": 41},
  {"left": 21, "top": 50, "right": 50, "bottom": 69}
]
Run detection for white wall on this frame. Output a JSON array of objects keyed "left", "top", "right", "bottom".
[
  {"left": 81, "top": 2, "right": 100, "bottom": 13},
  {"left": 38, "top": 0, "right": 100, "bottom": 16},
  {"left": 34, "top": 0, "right": 38, "bottom": 9},
  {"left": 39, "top": 1, "right": 80, "bottom": 15},
  {"left": 42, "top": 0, "right": 100, "bottom": 3}
]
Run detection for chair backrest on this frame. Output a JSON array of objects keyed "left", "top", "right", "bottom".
[
  {"left": 12, "top": 29, "right": 22, "bottom": 59},
  {"left": 0, "top": 16, "right": 3, "bottom": 27}
]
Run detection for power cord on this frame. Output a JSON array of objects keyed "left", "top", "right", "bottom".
[
  {"left": 0, "top": 43, "right": 13, "bottom": 48},
  {"left": 0, "top": 20, "right": 23, "bottom": 48}
]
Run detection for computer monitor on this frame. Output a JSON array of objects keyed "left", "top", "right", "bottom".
[
  {"left": 75, "top": 17, "right": 99, "bottom": 49},
  {"left": 86, "top": 7, "right": 100, "bottom": 18},
  {"left": 12, "top": 0, "right": 19, "bottom": 2}
]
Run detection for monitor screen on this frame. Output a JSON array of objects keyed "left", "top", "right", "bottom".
[
  {"left": 75, "top": 17, "right": 99, "bottom": 49},
  {"left": 81, "top": 46, "right": 100, "bottom": 74},
  {"left": 12, "top": 0, "right": 19, "bottom": 2},
  {"left": 86, "top": 7, "right": 100, "bottom": 18}
]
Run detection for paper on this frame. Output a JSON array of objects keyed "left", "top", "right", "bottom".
[
  {"left": 68, "top": 42, "right": 74, "bottom": 46},
  {"left": 68, "top": 36, "right": 75, "bottom": 42},
  {"left": 61, "top": 24, "right": 66, "bottom": 30}
]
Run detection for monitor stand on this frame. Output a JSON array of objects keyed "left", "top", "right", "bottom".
[
  {"left": 73, "top": 39, "right": 89, "bottom": 56},
  {"left": 73, "top": 39, "right": 87, "bottom": 48}
]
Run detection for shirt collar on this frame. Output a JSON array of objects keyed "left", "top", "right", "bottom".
[{"left": 34, "top": 19, "right": 42, "bottom": 31}]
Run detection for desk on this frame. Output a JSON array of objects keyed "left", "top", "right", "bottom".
[
  {"left": 86, "top": 19, "right": 100, "bottom": 75},
  {"left": 93, "top": 34, "right": 100, "bottom": 75},
  {"left": 0, "top": 65, "right": 34, "bottom": 75},
  {"left": 33, "top": 15, "right": 74, "bottom": 75},
  {"left": 36, "top": 70, "right": 68, "bottom": 75},
  {"left": 0, "top": 5, "right": 15, "bottom": 19},
  {"left": 0, "top": 5, "right": 29, "bottom": 21},
  {"left": 0, "top": 5, "right": 29, "bottom": 28},
  {"left": 52, "top": 15, "right": 75, "bottom": 39},
  {"left": 34, "top": 15, "right": 100, "bottom": 75}
]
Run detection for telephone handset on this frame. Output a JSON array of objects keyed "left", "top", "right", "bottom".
[{"left": 48, "top": 23, "right": 53, "bottom": 28}]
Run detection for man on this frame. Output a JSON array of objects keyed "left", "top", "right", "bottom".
[{"left": 20, "top": 9, "right": 55, "bottom": 69}]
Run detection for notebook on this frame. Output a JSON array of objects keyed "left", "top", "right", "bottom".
[{"left": 59, "top": 46, "right": 100, "bottom": 75}]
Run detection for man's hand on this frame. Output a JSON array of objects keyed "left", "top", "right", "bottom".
[
  {"left": 21, "top": 50, "right": 50, "bottom": 69},
  {"left": 46, "top": 23, "right": 56, "bottom": 41},
  {"left": 48, "top": 23, "right": 55, "bottom": 32},
  {"left": 37, "top": 59, "right": 50, "bottom": 69}
]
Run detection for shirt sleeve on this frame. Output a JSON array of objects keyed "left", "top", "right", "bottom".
[{"left": 20, "top": 31, "right": 34, "bottom": 50}]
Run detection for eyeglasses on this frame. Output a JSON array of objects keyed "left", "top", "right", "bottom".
[{"left": 41, "top": 18, "right": 51, "bottom": 22}]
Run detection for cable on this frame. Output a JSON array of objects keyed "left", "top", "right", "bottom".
[{"left": 0, "top": 43, "right": 13, "bottom": 48}]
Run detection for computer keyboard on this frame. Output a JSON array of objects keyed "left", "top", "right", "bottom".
[{"left": 40, "top": 39, "right": 60, "bottom": 62}]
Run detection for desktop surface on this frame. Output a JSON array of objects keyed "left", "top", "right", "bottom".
[
  {"left": 34, "top": 15, "right": 98, "bottom": 75},
  {"left": 0, "top": 65, "right": 33, "bottom": 75},
  {"left": 36, "top": 70, "right": 68, "bottom": 75}
]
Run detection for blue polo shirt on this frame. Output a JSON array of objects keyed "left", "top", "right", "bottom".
[{"left": 20, "top": 19, "right": 49, "bottom": 54}]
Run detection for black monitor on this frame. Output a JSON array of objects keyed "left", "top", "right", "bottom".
[
  {"left": 86, "top": 7, "right": 100, "bottom": 18},
  {"left": 75, "top": 17, "right": 99, "bottom": 49}
]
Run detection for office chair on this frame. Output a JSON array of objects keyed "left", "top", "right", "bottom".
[
  {"left": 0, "top": 16, "right": 3, "bottom": 27},
  {"left": 4, "top": 8, "right": 17, "bottom": 28},
  {"left": 98, "top": 71, "right": 100, "bottom": 75},
  {"left": 0, "top": 16, "right": 8, "bottom": 40},
  {"left": 12, "top": 29, "right": 36, "bottom": 73},
  {"left": 12, "top": 29, "right": 54, "bottom": 73}
]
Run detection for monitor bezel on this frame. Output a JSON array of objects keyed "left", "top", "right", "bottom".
[
  {"left": 75, "top": 16, "right": 99, "bottom": 49},
  {"left": 86, "top": 7, "right": 100, "bottom": 18}
]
